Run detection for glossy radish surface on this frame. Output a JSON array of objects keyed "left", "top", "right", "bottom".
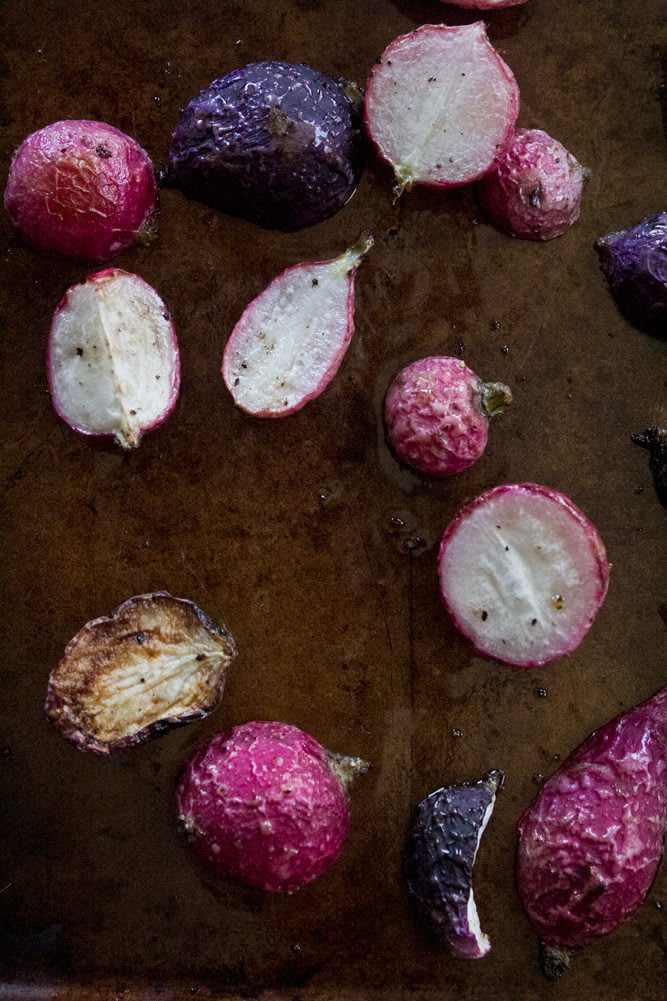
[
  {"left": 48, "top": 269, "right": 180, "bottom": 449},
  {"left": 438, "top": 484, "right": 609, "bottom": 668},
  {"left": 517, "top": 686, "right": 667, "bottom": 979},
  {"left": 177, "top": 721, "right": 369, "bottom": 892},
  {"left": 222, "top": 233, "right": 372, "bottom": 416},
  {"left": 364, "top": 23, "right": 519, "bottom": 193},
  {"left": 4, "top": 120, "right": 157, "bottom": 259}
]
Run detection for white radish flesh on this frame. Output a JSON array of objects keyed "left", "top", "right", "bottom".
[
  {"left": 48, "top": 270, "right": 179, "bottom": 449},
  {"left": 438, "top": 484, "right": 609, "bottom": 668},
  {"left": 364, "top": 22, "right": 519, "bottom": 192},
  {"left": 222, "top": 234, "right": 372, "bottom": 417}
]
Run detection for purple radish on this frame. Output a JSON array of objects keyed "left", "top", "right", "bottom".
[
  {"left": 48, "top": 269, "right": 180, "bottom": 449},
  {"left": 518, "top": 686, "right": 667, "bottom": 979},
  {"left": 177, "top": 721, "right": 369, "bottom": 893},
  {"left": 438, "top": 484, "right": 610, "bottom": 668},
  {"left": 364, "top": 22, "right": 520, "bottom": 195},
  {"left": 477, "top": 128, "right": 589, "bottom": 240},
  {"left": 222, "top": 233, "right": 373, "bottom": 417},
  {"left": 384, "top": 357, "right": 512, "bottom": 477},
  {"left": 45, "top": 593, "right": 237, "bottom": 755},
  {"left": 405, "top": 771, "right": 503, "bottom": 959},
  {"left": 4, "top": 120, "right": 157, "bottom": 259},
  {"left": 596, "top": 212, "right": 667, "bottom": 337}
]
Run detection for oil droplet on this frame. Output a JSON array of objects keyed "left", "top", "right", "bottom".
[
  {"left": 532, "top": 772, "right": 545, "bottom": 785},
  {"left": 452, "top": 728, "right": 464, "bottom": 738},
  {"left": 534, "top": 687, "right": 548, "bottom": 699}
]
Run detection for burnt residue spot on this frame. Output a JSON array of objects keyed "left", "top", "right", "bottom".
[
  {"left": 76, "top": 347, "right": 84, "bottom": 356},
  {"left": 196, "top": 653, "right": 206, "bottom": 662},
  {"left": 311, "top": 278, "right": 319, "bottom": 286},
  {"left": 234, "top": 377, "right": 240, "bottom": 387},
  {"left": 535, "top": 687, "right": 548, "bottom": 698},
  {"left": 481, "top": 610, "right": 488, "bottom": 621},
  {"left": 531, "top": 618, "right": 538, "bottom": 626},
  {"left": 95, "top": 145, "right": 112, "bottom": 158}
]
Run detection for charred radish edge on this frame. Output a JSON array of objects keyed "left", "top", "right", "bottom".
[
  {"left": 517, "top": 687, "right": 667, "bottom": 979},
  {"left": 45, "top": 592, "right": 236, "bottom": 755},
  {"left": 222, "top": 232, "right": 373, "bottom": 418},
  {"left": 438, "top": 484, "right": 610, "bottom": 668},
  {"left": 405, "top": 771, "right": 503, "bottom": 958},
  {"left": 47, "top": 269, "right": 180, "bottom": 450}
]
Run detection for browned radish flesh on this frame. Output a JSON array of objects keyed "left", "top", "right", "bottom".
[
  {"left": 438, "top": 484, "right": 610, "bottom": 668},
  {"left": 45, "top": 593, "right": 237, "bottom": 754},
  {"left": 48, "top": 269, "right": 180, "bottom": 449},
  {"left": 364, "top": 23, "right": 519, "bottom": 193},
  {"left": 222, "top": 233, "right": 372, "bottom": 416}
]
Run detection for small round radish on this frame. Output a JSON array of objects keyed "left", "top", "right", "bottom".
[
  {"left": 222, "top": 233, "right": 373, "bottom": 417},
  {"left": 477, "top": 129, "right": 589, "bottom": 240},
  {"left": 364, "top": 22, "right": 519, "bottom": 194},
  {"left": 438, "top": 484, "right": 610, "bottom": 668},
  {"left": 177, "top": 721, "right": 369, "bottom": 893},
  {"left": 385, "top": 357, "right": 512, "bottom": 477},
  {"left": 48, "top": 269, "right": 180, "bottom": 449},
  {"left": 4, "top": 120, "right": 157, "bottom": 259}
]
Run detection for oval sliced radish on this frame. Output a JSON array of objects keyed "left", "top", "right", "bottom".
[
  {"left": 222, "top": 233, "right": 373, "bottom": 417},
  {"left": 438, "top": 484, "right": 610, "bottom": 668},
  {"left": 48, "top": 269, "right": 180, "bottom": 449},
  {"left": 364, "top": 23, "right": 519, "bottom": 193}
]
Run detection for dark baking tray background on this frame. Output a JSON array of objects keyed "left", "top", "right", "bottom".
[{"left": 1, "top": 1, "right": 665, "bottom": 998}]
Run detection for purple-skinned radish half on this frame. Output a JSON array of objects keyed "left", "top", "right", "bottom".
[
  {"left": 364, "top": 22, "right": 519, "bottom": 195},
  {"left": 596, "top": 212, "right": 667, "bottom": 337},
  {"left": 518, "top": 686, "right": 667, "bottom": 979},
  {"left": 438, "top": 484, "right": 610, "bottom": 668},
  {"left": 222, "top": 233, "right": 373, "bottom": 417},
  {"left": 48, "top": 269, "right": 180, "bottom": 449},
  {"left": 405, "top": 771, "right": 503, "bottom": 959},
  {"left": 177, "top": 721, "right": 369, "bottom": 892}
]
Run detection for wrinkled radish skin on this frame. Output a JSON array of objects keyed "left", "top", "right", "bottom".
[
  {"left": 438, "top": 484, "right": 609, "bottom": 667},
  {"left": 364, "top": 23, "right": 519, "bottom": 192},
  {"left": 48, "top": 269, "right": 180, "bottom": 448},
  {"left": 477, "top": 129, "right": 589, "bottom": 240},
  {"left": 596, "top": 212, "right": 667, "bottom": 337},
  {"left": 517, "top": 686, "right": 667, "bottom": 979},
  {"left": 4, "top": 120, "right": 157, "bottom": 259},
  {"left": 222, "top": 234, "right": 372, "bottom": 416}
]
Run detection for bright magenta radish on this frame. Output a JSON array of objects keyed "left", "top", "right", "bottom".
[
  {"left": 477, "top": 128, "right": 589, "bottom": 240},
  {"left": 177, "top": 721, "right": 369, "bottom": 892},
  {"left": 438, "top": 484, "right": 609, "bottom": 668},
  {"left": 364, "top": 23, "right": 519, "bottom": 195},
  {"left": 518, "top": 686, "right": 667, "bottom": 979},
  {"left": 385, "top": 357, "right": 512, "bottom": 476},
  {"left": 48, "top": 269, "right": 180, "bottom": 449},
  {"left": 4, "top": 120, "right": 157, "bottom": 259},
  {"left": 222, "top": 233, "right": 373, "bottom": 417}
]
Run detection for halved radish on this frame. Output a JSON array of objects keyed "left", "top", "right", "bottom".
[
  {"left": 438, "top": 484, "right": 610, "bottom": 668},
  {"left": 222, "top": 233, "right": 373, "bottom": 417},
  {"left": 48, "top": 269, "right": 180, "bottom": 449},
  {"left": 364, "top": 23, "right": 519, "bottom": 194}
]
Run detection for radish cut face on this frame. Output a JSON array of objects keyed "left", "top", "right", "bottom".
[
  {"left": 48, "top": 269, "right": 180, "bottom": 449},
  {"left": 222, "top": 233, "right": 372, "bottom": 417},
  {"left": 438, "top": 484, "right": 610, "bottom": 668},
  {"left": 364, "top": 23, "right": 519, "bottom": 192}
]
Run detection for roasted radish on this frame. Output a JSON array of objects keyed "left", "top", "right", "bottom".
[
  {"left": 518, "top": 686, "right": 667, "bottom": 979},
  {"left": 222, "top": 233, "right": 372, "bottom": 417},
  {"left": 364, "top": 23, "right": 519, "bottom": 194},
  {"left": 438, "top": 484, "right": 610, "bottom": 668},
  {"left": 48, "top": 269, "right": 180, "bottom": 449},
  {"left": 384, "top": 357, "right": 512, "bottom": 476},
  {"left": 177, "top": 721, "right": 368, "bottom": 892},
  {"left": 45, "top": 593, "right": 236, "bottom": 755},
  {"left": 596, "top": 212, "right": 667, "bottom": 337},
  {"left": 4, "top": 120, "right": 157, "bottom": 259},
  {"left": 405, "top": 771, "right": 503, "bottom": 959}
]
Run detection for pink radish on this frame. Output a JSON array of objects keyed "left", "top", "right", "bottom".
[
  {"left": 364, "top": 23, "right": 520, "bottom": 195},
  {"left": 48, "top": 269, "right": 180, "bottom": 449},
  {"left": 518, "top": 686, "right": 667, "bottom": 979},
  {"left": 477, "top": 128, "right": 589, "bottom": 240},
  {"left": 222, "top": 233, "right": 373, "bottom": 417},
  {"left": 4, "top": 120, "right": 157, "bottom": 259},
  {"left": 385, "top": 357, "right": 512, "bottom": 477},
  {"left": 438, "top": 484, "right": 610, "bottom": 668},
  {"left": 177, "top": 721, "right": 369, "bottom": 893}
]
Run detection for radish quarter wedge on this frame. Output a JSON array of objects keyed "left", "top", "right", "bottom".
[
  {"left": 222, "top": 233, "right": 373, "bottom": 416},
  {"left": 438, "top": 484, "right": 610, "bottom": 668},
  {"left": 48, "top": 269, "right": 180, "bottom": 449},
  {"left": 364, "top": 23, "right": 519, "bottom": 194}
]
